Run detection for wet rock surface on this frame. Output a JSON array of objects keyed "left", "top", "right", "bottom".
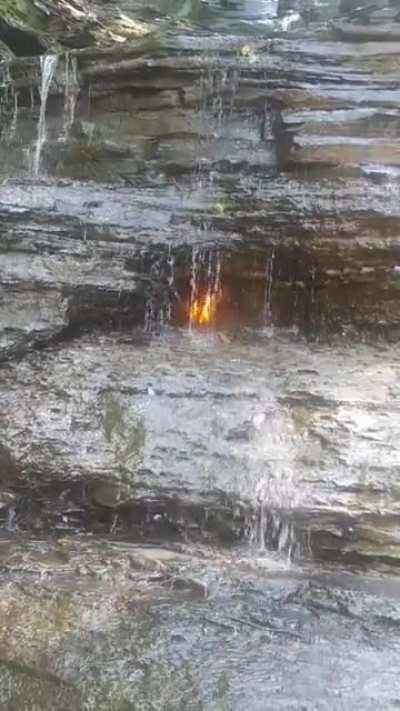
[
  {"left": 1, "top": 537, "right": 400, "bottom": 708},
  {"left": 1, "top": 0, "right": 400, "bottom": 706},
  {"left": 0, "top": 0, "right": 399, "bottom": 552},
  {"left": 1, "top": 330, "right": 400, "bottom": 565}
]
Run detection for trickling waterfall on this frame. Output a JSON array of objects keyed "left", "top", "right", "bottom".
[
  {"left": 199, "top": 67, "right": 239, "bottom": 132},
  {"left": 144, "top": 245, "right": 222, "bottom": 333},
  {"left": 0, "top": 63, "right": 12, "bottom": 105},
  {"left": 145, "top": 247, "right": 176, "bottom": 333},
  {"left": 9, "top": 90, "right": 18, "bottom": 138},
  {"left": 196, "top": 66, "right": 240, "bottom": 183},
  {"left": 250, "top": 498, "right": 299, "bottom": 563},
  {"left": 145, "top": 255, "right": 162, "bottom": 333},
  {"left": 0, "top": 80, "right": 19, "bottom": 144},
  {"left": 0, "top": 65, "right": 17, "bottom": 142},
  {"left": 246, "top": 407, "right": 301, "bottom": 561},
  {"left": 263, "top": 247, "right": 275, "bottom": 328},
  {"left": 33, "top": 54, "right": 59, "bottom": 176},
  {"left": 189, "top": 247, "right": 200, "bottom": 329},
  {"left": 166, "top": 245, "right": 175, "bottom": 322},
  {"left": 63, "top": 52, "right": 79, "bottom": 135}
]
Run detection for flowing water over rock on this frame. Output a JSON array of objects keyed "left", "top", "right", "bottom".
[
  {"left": 1, "top": 0, "right": 400, "bottom": 707},
  {"left": 33, "top": 54, "right": 59, "bottom": 176}
]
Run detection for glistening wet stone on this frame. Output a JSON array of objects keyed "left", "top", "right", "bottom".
[
  {"left": 0, "top": 330, "right": 399, "bottom": 563},
  {"left": 1, "top": 537, "right": 400, "bottom": 709},
  {"left": 0, "top": 1, "right": 399, "bottom": 548},
  {"left": 1, "top": 1, "right": 400, "bottom": 706}
]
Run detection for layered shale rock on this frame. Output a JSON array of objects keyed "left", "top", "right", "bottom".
[{"left": 1, "top": 0, "right": 400, "bottom": 566}]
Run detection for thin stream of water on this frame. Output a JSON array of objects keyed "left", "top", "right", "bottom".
[
  {"left": 63, "top": 52, "right": 79, "bottom": 136},
  {"left": 33, "top": 54, "right": 59, "bottom": 176}
]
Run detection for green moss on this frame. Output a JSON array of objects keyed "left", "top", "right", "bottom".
[{"left": 0, "top": 0, "right": 46, "bottom": 27}]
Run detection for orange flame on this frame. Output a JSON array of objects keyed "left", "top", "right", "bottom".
[{"left": 189, "top": 291, "right": 219, "bottom": 326}]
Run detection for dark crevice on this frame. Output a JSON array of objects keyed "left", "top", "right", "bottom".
[
  {"left": 0, "top": 19, "right": 46, "bottom": 57},
  {"left": 0, "top": 287, "right": 149, "bottom": 365}
]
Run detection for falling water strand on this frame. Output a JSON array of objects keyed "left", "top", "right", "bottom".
[
  {"left": 203, "top": 249, "right": 214, "bottom": 317},
  {"left": 0, "top": 64, "right": 14, "bottom": 139},
  {"left": 145, "top": 248, "right": 176, "bottom": 333},
  {"left": 167, "top": 245, "right": 175, "bottom": 322},
  {"left": 309, "top": 265, "right": 316, "bottom": 333},
  {"left": 251, "top": 486, "right": 298, "bottom": 562},
  {"left": 214, "top": 247, "right": 221, "bottom": 294},
  {"left": 63, "top": 52, "right": 78, "bottom": 135},
  {"left": 189, "top": 247, "right": 200, "bottom": 330},
  {"left": 33, "top": 54, "right": 59, "bottom": 176},
  {"left": 64, "top": 51, "right": 70, "bottom": 125},
  {"left": 196, "top": 67, "right": 231, "bottom": 186},
  {"left": 213, "top": 69, "right": 227, "bottom": 135},
  {"left": 0, "top": 62, "right": 12, "bottom": 103},
  {"left": 228, "top": 69, "right": 240, "bottom": 117},
  {"left": 9, "top": 89, "right": 18, "bottom": 138},
  {"left": 0, "top": 82, "right": 18, "bottom": 144},
  {"left": 145, "top": 255, "right": 161, "bottom": 333},
  {"left": 246, "top": 408, "right": 302, "bottom": 561},
  {"left": 144, "top": 296, "right": 154, "bottom": 333},
  {"left": 195, "top": 69, "right": 212, "bottom": 187},
  {"left": 6, "top": 507, "right": 16, "bottom": 532},
  {"left": 263, "top": 246, "right": 275, "bottom": 327},
  {"left": 256, "top": 498, "right": 267, "bottom": 552}
]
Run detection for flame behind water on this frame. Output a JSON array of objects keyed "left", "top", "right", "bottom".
[
  {"left": 189, "top": 247, "right": 222, "bottom": 328},
  {"left": 189, "top": 291, "right": 220, "bottom": 325}
]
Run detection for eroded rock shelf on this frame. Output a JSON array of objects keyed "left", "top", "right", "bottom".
[{"left": 1, "top": 0, "right": 400, "bottom": 562}]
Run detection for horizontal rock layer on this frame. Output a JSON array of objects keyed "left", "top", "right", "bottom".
[{"left": 0, "top": 0, "right": 400, "bottom": 567}]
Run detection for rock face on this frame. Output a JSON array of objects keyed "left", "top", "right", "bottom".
[
  {"left": 1, "top": 0, "right": 400, "bottom": 566},
  {"left": 2, "top": 537, "right": 400, "bottom": 710},
  {"left": 2, "top": 328, "right": 400, "bottom": 558},
  {"left": 2, "top": 1, "right": 400, "bottom": 706}
]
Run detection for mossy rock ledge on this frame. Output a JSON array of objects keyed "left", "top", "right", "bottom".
[{"left": 0, "top": 0, "right": 151, "bottom": 57}]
